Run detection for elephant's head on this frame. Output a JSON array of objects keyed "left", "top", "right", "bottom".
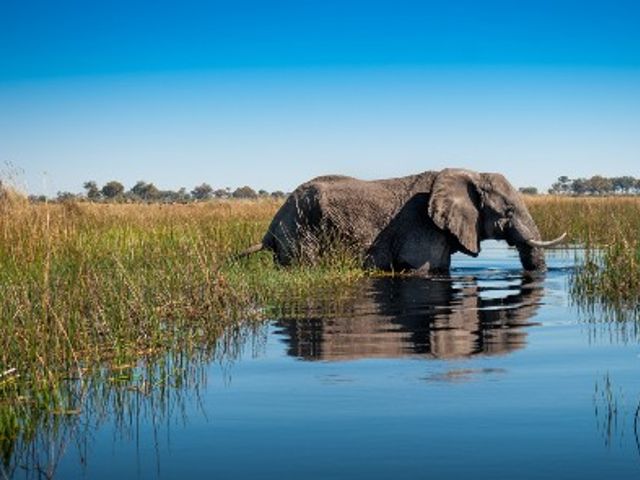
[{"left": 427, "top": 168, "right": 565, "bottom": 271}]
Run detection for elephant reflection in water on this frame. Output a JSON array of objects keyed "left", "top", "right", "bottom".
[{"left": 274, "top": 276, "right": 543, "bottom": 360}]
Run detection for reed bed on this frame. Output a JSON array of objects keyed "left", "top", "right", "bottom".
[
  {"left": 2, "top": 195, "right": 639, "bottom": 378},
  {"left": 525, "top": 195, "right": 640, "bottom": 245},
  {"left": 2, "top": 192, "right": 640, "bottom": 465},
  {"left": 2, "top": 193, "right": 639, "bottom": 395},
  {"left": 525, "top": 195, "right": 640, "bottom": 313},
  {"left": 0, "top": 195, "right": 365, "bottom": 459}
]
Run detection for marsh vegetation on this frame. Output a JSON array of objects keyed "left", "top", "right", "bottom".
[
  {"left": 526, "top": 195, "right": 640, "bottom": 314},
  {"left": 1, "top": 190, "right": 640, "bottom": 473},
  {"left": 1, "top": 193, "right": 639, "bottom": 386},
  {"left": 0, "top": 192, "right": 364, "bottom": 466}
]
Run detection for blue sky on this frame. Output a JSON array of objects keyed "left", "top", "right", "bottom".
[{"left": 1, "top": 0, "right": 639, "bottom": 195}]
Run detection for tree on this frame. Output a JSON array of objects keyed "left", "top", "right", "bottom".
[
  {"left": 142, "top": 183, "right": 160, "bottom": 200},
  {"left": 258, "top": 189, "right": 269, "bottom": 197},
  {"left": 232, "top": 186, "right": 258, "bottom": 199},
  {"left": 270, "top": 190, "right": 286, "bottom": 198},
  {"left": 130, "top": 181, "right": 146, "bottom": 198},
  {"left": 156, "top": 189, "right": 177, "bottom": 203},
  {"left": 101, "top": 181, "right": 124, "bottom": 200},
  {"left": 549, "top": 176, "right": 572, "bottom": 195},
  {"left": 519, "top": 187, "right": 538, "bottom": 195},
  {"left": 612, "top": 176, "right": 635, "bottom": 194},
  {"left": 191, "top": 183, "right": 213, "bottom": 201},
  {"left": 56, "top": 191, "right": 78, "bottom": 202},
  {"left": 214, "top": 188, "right": 230, "bottom": 199},
  {"left": 83, "top": 181, "right": 101, "bottom": 200},
  {"left": 585, "top": 175, "right": 612, "bottom": 196},
  {"left": 571, "top": 178, "right": 588, "bottom": 195},
  {"left": 129, "top": 181, "right": 160, "bottom": 201},
  {"left": 548, "top": 174, "right": 640, "bottom": 196},
  {"left": 557, "top": 176, "right": 570, "bottom": 194},
  {"left": 174, "top": 187, "right": 191, "bottom": 203}
]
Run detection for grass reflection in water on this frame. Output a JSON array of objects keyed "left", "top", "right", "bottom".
[{"left": 1, "top": 323, "right": 266, "bottom": 479}]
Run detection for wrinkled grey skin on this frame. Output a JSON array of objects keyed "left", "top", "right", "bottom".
[{"left": 260, "top": 168, "right": 547, "bottom": 274}]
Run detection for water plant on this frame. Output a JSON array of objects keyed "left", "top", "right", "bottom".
[
  {"left": 3, "top": 190, "right": 640, "bottom": 469},
  {"left": 0, "top": 192, "right": 366, "bottom": 466},
  {"left": 525, "top": 195, "right": 640, "bottom": 318}
]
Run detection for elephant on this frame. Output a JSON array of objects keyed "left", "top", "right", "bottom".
[
  {"left": 242, "top": 168, "right": 565, "bottom": 274},
  {"left": 274, "top": 275, "right": 544, "bottom": 360}
]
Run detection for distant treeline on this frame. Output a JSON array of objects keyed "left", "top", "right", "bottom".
[
  {"left": 25, "top": 175, "right": 640, "bottom": 203},
  {"left": 547, "top": 175, "right": 640, "bottom": 196},
  {"left": 29, "top": 181, "right": 289, "bottom": 203},
  {"left": 517, "top": 175, "right": 640, "bottom": 196}
]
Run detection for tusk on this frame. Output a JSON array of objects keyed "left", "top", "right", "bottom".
[{"left": 526, "top": 232, "right": 567, "bottom": 248}]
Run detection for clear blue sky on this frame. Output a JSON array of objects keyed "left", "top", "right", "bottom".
[{"left": 1, "top": 0, "right": 639, "bottom": 195}]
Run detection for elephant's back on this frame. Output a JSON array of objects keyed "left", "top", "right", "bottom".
[
  {"left": 262, "top": 171, "right": 436, "bottom": 253},
  {"left": 261, "top": 181, "right": 321, "bottom": 249},
  {"left": 307, "top": 174, "right": 356, "bottom": 184},
  {"left": 309, "top": 177, "right": 409, "bottom": 248}
]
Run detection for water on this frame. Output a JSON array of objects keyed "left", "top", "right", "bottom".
[{"left": 5, "top": 243, "right": 640, "bottom": 479}]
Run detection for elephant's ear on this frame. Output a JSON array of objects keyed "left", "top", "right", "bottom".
[{"left": 427, "top": 169, "right": 482, "bottom": 256}]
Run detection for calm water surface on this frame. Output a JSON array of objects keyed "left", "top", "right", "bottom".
[{"left": 7, "top": 243, "right": 640, "bottom": 479}]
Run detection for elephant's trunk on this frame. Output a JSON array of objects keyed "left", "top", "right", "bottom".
[
  {"left": 509, "top": 217, "right": 552, "bottom": 272},
  {"left": 516, "top": 232, "right": 567, "bottom": 272},
  {"left": 516, "top": 243, "right": 547, "bottom": 272}
]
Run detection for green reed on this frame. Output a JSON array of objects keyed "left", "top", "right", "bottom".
[
  {"left": 0, "top": 195, "right": 365, "bottom": 458},
  {"left": 526, "top": 195, "right": 640, "bottom": 315},
  {"left": 3, "top": 193, "right": 640, "bottom": 395},
  {"left": 3, "top": 191, "right": 640, "bottom": 462},
  {"left": 3, "top": 194, "right": 640, "bottom": 386}
]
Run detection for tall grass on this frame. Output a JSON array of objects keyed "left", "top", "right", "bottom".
[
  {"left": 2, "top": 194, "right": 639, "bottom": 386},
  {"left": 0, "top": 194, "right": 365, "bottom": 462},
  {"left": 3, "top": 193, "right": 639, "bottom": 391},
  {"left": 525, "top": 195, "right": 640, "bottom": 314},
  {"left": 525, "top": 195, "right": 640, "bottom": 245},
  {"left": 2, "top": 191, "right": 640, "bottom": 466},
  {"left": 0, "top": 198, "right": 364, "bottom": 375}
]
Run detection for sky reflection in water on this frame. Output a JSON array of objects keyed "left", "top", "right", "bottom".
[{"left": 6, "top": 242, "right": 640, "bottom": 479}]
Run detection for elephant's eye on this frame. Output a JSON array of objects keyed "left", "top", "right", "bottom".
[{"left": 505, "top": 207, "right": 514, "bottom": 218}]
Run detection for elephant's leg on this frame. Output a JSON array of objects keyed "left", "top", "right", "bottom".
[
  {"left": 277, "top": 186, "right": 324, "bottom": 265},
  {"left": 364, "top": 246, "right": 393, "bottom": 271},
  {"left": 263, "top": 191, "right": 311, "bottom": 265},
  {"left": 394, "top": 228, "right": 451, "bottom": 274},
  {"left": 263, "top": 219, "right": 299, "bottom": 266},
  {"left": 297, "top": 229, "right": 323, "bottom": 265}
]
